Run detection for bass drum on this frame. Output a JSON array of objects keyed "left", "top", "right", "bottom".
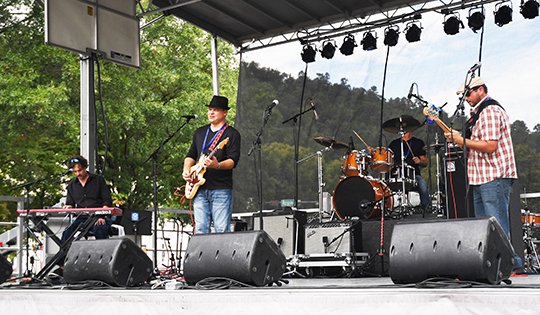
[{"left": 333, "top": 176, "right": 393, "bottom": 220}]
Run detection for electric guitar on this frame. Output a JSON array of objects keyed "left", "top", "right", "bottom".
[
  {"left": 184, "top": 137, "right": 229, "bottom": 199},
  {"left": 422, "top": 105, "right": 453, "bottom": 133}
]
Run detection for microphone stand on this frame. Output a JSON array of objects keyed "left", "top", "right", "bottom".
[
  {"left": 144, "top": 116, "right": 195, "bottom": 270},
  {"left": 451, "top": 74, "right": 474, "bottom": 218},
  {"left": 247, "top": 105, "right": 275, "bottom": 230}
]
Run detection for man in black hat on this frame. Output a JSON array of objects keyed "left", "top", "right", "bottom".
[{"left": 182, "top": 95, "right": 241, "bottom": 234}]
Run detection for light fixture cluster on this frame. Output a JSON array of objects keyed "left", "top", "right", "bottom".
[{"left": 299, "top": 1, "right": 538, "bottom": 62}]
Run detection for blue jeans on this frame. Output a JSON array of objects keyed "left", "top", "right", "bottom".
[
  {"left": 472, "top": 178, "right": 513, "bottom": 237},
  {"left": 472, "top": 178, "right": 521, "bottom": 268},
  {"left": 193, "top": 188, "right": 232, "bottom": 234},
  {"left": 61, "top": 216, "right": 112, "bottom": 244},
  {"left": 416, "top": 175, "right": 430, "bottom": 209}
]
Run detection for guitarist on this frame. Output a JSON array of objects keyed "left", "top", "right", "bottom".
[
  {"left": 444, "top": 77, "right": 520, "bottom": 270},
  {"left": 182, "top": 95, "right": 241, "bottom": 234}
]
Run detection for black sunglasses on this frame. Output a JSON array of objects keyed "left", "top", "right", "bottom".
[{"left": 465, "top": 87, "right": 479, "bottom": 97}]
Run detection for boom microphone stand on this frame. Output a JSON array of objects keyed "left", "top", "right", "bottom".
[
  {"left": 248, "top": 101, "right": 278, "bottom": 230},
  {"left": 144, "top": 115, "right": 196, "bottom": 269}
]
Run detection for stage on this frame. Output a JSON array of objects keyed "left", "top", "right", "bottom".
[{"left": 1, "top": 275, "right": 540, "bottom": 314}]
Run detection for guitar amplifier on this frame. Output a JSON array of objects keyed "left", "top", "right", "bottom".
[
  {"left": 305, "top": 221, "right": 362, "bottom": 254},
  {"left": 253, "top": 210, "right": 307, "bottom": 257}
]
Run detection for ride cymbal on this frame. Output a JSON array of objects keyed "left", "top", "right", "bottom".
[
  {"left": 382, "top": 115, "right": 422, "bottom": 133},
  {"left": 313, "top": 136, "right": 349, "bottom": 149}
]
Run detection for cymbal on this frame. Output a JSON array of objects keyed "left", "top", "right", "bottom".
[
  {"left": 313, "top": 136, "right": 348, "bottom": 150},
  {"left": 382, "top": 115, "right": 422, "bottom": 134},
  {"left": 429, "top": 143, "right": 445, "bottom": 149}
]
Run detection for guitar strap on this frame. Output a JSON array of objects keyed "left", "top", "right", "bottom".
[
  {"left": 207, "top": 124, "right": 228, "bottom": 152},
  {"left": 465, "top": 99, "right": 504, "bottom": 139}
]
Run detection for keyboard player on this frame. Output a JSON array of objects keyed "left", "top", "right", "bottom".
[{"left": 61, "top": 155, "right": 114, "bottom": 243}]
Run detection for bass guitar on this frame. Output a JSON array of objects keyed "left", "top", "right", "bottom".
[
  {"left": 422, "top": 105, "right": 452, "bottom": 133},
  {"left": 185, "top": 137, "right": 229, "bottom": 199}
]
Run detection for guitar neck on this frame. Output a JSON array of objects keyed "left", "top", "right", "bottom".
[{"left": 433, "top": 117, "right": 452, "bottom": 133}]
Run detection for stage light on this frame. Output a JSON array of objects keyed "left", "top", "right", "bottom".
[
  {"left": 521, "top": 0, "right": 539, "bottom": 19},
  {"left": 383, "top": 26, "right": 399, "bottom": 47},
  {"left": 301, "top": 44, "right": 316, "bottom": 63},
  {"left": 404, "top": 22, "right": 422, "bottom": 42},
  {"left": 320, "top": 40, "right": 336, "bottom": 59},
  {"left": 443, "top": 13, "right": 464, "bottom": 35},
  {"left": 468, "top": 8, "right": 485, "bottom": 32},
  {"left": 361, "top": 31, "right": 377, "bottom": 51},
  {"left": 339, "top": 34, "right": 357, "bottom": 56},
  {"left": 494, "top": 1, "right": 513, "bottom": 26}
]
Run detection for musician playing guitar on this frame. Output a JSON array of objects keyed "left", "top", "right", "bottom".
[
  {"left": 62, "top": 155, "right": 114, "bottom": 244},
  {"left": 182, "top": 96, "right": 241, "bottom": 234}
]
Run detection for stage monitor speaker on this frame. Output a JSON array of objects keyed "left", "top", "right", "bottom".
[
  {"left": 0, "top": 255, "right": 13, "bottom": 284},
  {"left": 389, "top": 217, "right": 515, "bottom": 284},
  {"left": 64, "top": 237, "right": 153, "bottom": 287},
  {"left": 183, "top": 230, "right": 286, "bottom": 286}
]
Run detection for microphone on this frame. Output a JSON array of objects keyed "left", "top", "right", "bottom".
[
  {"left": 309, "top": 100, "right": 319, "bottom": 120},
  {"left": 407, "top": 83, "right": 414, "bottom": 100},
  {"left": 359, "top": 200, "right": 374, "bottom": 209},
  {"left": 467, "top": 62, "right": 481, "bottom": 73},
  {"left": 64, "top": 169, "right": 73, "bottom": 175},
  {"left": 182, "top": 114, "right": 198, "bottom": 120},
  {"left": 266, "top": 99, "right": 279, "bottom": 111}
]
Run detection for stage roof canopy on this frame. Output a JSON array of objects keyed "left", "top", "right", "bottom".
[{"left": 148, "top": 0, "right": 494, "bottom": 52}]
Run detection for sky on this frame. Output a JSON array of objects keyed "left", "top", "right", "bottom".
[{"left": 241, "top": 2, "right": 540, "bottom": 130}]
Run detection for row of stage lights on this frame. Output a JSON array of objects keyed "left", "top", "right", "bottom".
[{"left": 301, "top": 0, "right": 539, "bottom": 63}]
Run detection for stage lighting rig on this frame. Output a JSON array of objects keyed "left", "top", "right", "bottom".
[
  {"left": 404, "top": 22, "right": 422, "bottom": 42},
  {"left": 383, "top": 26, "right": 400, "bottom": 47},
  {"left": 443, "top": 13, "right": 464, "bottom": 35},
  {"left": 301, "top": 44, "right": 316, "bottom": 63},
  {"left": 320, "top": 40, "right": 336, "bottom": 59},
  {"left": 468, "top": 7, "right": 485, "bottom": 32},
  {"left": 494, "top": 1, "right": 513, "bottom": 26},
  {"left": 361, "top": 31, "right": 377, "bottom": 51},
  {"left": 339, "top": 34, "right": 357, "bottom": 56},
  {"left": 520, "top": 0, "right": 539, "bottom": 19}
]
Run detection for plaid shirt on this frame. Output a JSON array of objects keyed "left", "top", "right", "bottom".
[{"left": 467, "top": 96, "right": 517, "bottom": 185}]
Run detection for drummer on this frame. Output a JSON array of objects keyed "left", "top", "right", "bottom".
[{"left": 388, "top": 129, "right": 430, "bottom": 211}]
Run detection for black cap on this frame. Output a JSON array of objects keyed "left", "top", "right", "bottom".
[{"left": 207, "top": 95, "right": 230, "bottom": 110}]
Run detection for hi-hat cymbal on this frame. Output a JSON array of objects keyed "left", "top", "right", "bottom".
[
  {"left": 382, "top": 115, "right": 422, "bottom": 134},
  {"left": 313, "top": 136, "right": 348, "bottom": 149}
]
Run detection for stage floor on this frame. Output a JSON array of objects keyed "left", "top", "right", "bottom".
[{"left": 1, "top": 274, "right": 540, "bottom": 315}]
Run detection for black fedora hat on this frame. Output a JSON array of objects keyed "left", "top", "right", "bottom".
[{"left": 207, "top": 95, "right": 230, "bottom": 110}]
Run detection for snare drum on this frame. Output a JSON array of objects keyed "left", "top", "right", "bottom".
[
  {"left": 385, "top": 164, "right": 417, "bottom": 191},
  {"left": 333, "top": 176, "right": 393, "bottom": 220},
  {"left": 370, "top": 147, "right": 394, "bottom": 173}
]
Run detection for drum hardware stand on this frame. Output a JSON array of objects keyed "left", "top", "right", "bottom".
[
  {"left": 522, "top": 207, "right": 540, "bottom": 273},
  {"left": 297, "top": 146, "right": 331, "bottom": 223},
  {"left": 398, "top": 121, "right": 409, "bottom": 215},
  {"left": 432, "top": 132, "right": 445, "bottom": 217}
]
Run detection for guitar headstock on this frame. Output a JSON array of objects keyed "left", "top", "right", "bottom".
[
  {"left": 217, "top": 137, "right": 229, "bottom": 149},
  {"left": 422, "top": 105, "right": 440, "bottom": 120}
]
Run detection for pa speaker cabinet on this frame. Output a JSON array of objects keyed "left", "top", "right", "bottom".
[
  {"left": 183, "top": 230, "right": 286, "bottom": 286},
  {"left": 0, "top": 255, "right": 12, "bottom": 284},
  {"left": 253, "top": 210, "right": 307, "bottom": 256},
  {"left": 305, "top": 221, "right": 362, "bottom": 254},
  {"left": 64, "top": 238, "right": 153, "bottom": 286},
  {"left": 389, "top": 217, "right": 515, "bottom": 284}
]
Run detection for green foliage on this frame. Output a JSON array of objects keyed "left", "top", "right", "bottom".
[{"left": 0, "top": 2, "right": 239, "bottom": 214}]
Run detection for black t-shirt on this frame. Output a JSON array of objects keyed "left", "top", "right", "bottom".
[
  {"left": 388, "top": 136, "right": 426, "bottom": 175},
  {"left": 186, "top": 124, "right": 241, "bottom": 190},
  {"left": 65, "top": 173, "right": 113, "bottom": 208}
]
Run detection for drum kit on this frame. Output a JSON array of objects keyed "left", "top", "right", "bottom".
[{"left": 315, "top": 115, "right": 424, "bottom": 221}]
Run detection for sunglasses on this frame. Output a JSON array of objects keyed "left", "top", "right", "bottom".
[
  {"left": 464, "top": 87, "right": 478, "bottom": 97},
  {"left": 69, "top": 158, "right": 80, "bottom": 163}
]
